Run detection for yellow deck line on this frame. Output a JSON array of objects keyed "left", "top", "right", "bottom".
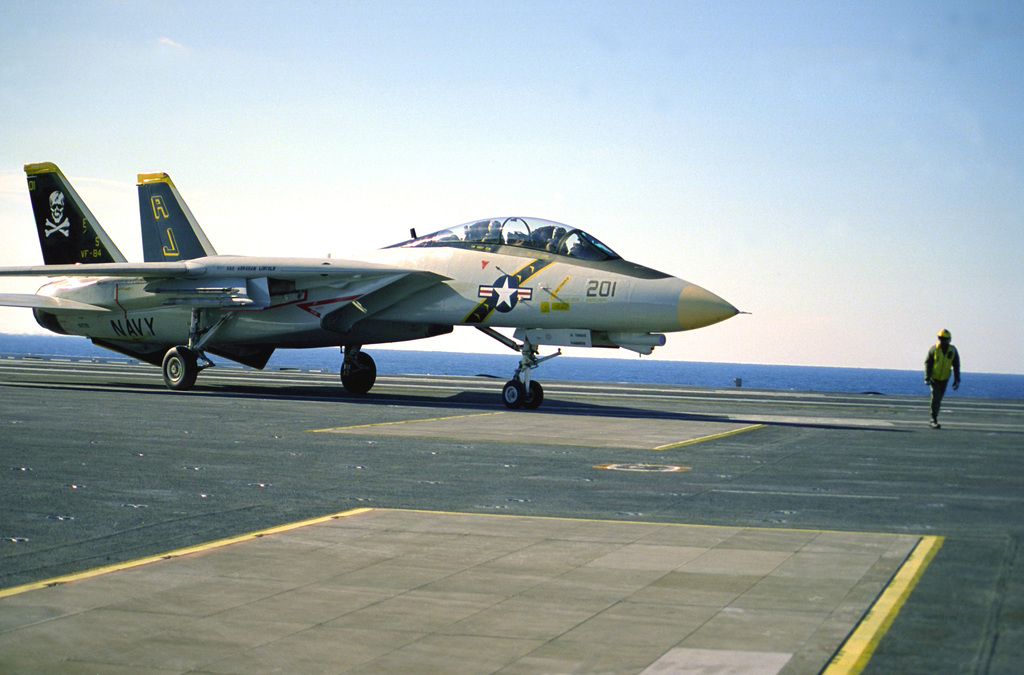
[
  {"left": 653, "top": 423, "right": 766, "bottom": 450},
  {"left": 822, "top": 534, "right": 945, "bottom": 674},
  {"left": 308, "top": 411, "right": 505, "bottom": 433},
  {"left": 0, "top": 507, "right": 372, "bottom": 600}
]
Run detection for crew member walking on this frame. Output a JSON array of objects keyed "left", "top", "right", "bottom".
[{"left": 925, "top": 329, "right": 961, "bottom": 429}]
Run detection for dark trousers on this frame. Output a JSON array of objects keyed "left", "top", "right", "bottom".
[{"left": 930, "top": 378, "right": 949, "bottom": 420}]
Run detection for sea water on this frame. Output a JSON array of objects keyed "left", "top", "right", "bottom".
[{"left": 2, "top": 333, "right": 1021, "bottom": 400}]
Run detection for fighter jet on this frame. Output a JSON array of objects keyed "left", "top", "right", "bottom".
[{"left": 0, "top": 162, "right": 739, "bottom": 408}]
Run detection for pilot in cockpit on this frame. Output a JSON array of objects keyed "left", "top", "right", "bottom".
[
  {"left": 528, "top": 225, "right": 566, "bottom": 252},
  {"left": 484, "top": 220, "right": 502, "bottom": 243},
  {"left": 547, "top": 226, "right": 566, "bottom": 251},
  {"left": 530, "top": 225, "right": 553, "bottom": 248},
  {"left": 466, "top": 221, "right": 488, "bottom": 242}
]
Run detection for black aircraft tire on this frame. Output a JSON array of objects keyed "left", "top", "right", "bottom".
[
  {"left": 502, "top": 380, "right": 525, "bottom": 409},
  {"left": 341, "top": 351, "right": 377, "bottom": 394},
  {"left": 162, "top": 346, "right": 198, "bottom": 391},
  {"left": 523, "top": 381, "right": 544, "bottom": 409}
]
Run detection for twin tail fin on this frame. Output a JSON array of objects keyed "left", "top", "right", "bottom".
[
  {"left": 137, "top": 172, "right": 218, "bottom": 262},
  {"left": 24, "top": 162, "right": 127, "bottom": 265}
]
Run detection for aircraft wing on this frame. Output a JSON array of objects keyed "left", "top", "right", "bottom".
[
  {"left": 0, "top": 257, "right": 449, "bottom": 313},
  {"left": 0, "top": 262, "right": 191, "bottom": 278},
  {"left": 0, "top": 257, "right": 423, "bottom": 280},
  {"left": 0, "top": 293, "right": 107, "bottom": 312}
]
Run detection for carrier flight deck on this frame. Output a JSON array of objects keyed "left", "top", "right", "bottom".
[{"left": 1, "top": 358, "right": 1022, "bottom": 674}]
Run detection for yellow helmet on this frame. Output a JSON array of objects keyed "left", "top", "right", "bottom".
[{"left": 937, "top": 329, "right": 951, "bottom": 339}]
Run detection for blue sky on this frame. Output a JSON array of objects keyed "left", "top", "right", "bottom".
[{"left": 2, "top": 1, "right": 1022, "bottom": 374}]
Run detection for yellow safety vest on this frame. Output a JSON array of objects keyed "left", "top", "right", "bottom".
[{"left": 929, "top": 344, "right": 957, "bottom": 381}]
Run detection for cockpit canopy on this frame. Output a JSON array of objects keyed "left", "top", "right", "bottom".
[{"left": 396, "top": 217, "right": 620, "bottom": 261}]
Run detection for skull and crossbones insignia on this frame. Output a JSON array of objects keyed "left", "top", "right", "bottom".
[{"left": 44, "top": 191, "right": 70, "bottom": 237}]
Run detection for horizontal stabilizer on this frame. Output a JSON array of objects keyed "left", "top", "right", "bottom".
[{"left": 0, "top": 293, "right": 107, "bottom": 312}]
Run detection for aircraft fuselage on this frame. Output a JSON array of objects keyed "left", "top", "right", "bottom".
[{"left": 33, "top": 245, "right": 730, "bottom": 353}]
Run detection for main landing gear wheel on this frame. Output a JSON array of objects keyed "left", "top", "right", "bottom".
[
  {"left": 159, "top": 308, "right": 221, "bottom": 391},
  {"left": 162, "top": 346, "right": 198, "bottom": 391},
  {"left": 341, "top": 349, "right": 377, "bottom": 394}
]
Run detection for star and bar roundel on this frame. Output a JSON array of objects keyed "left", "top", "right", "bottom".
[{"left": 464, "top": 259, "right": 553, "bottom": 323}]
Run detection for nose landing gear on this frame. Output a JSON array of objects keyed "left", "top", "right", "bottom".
[
  {"left": 478, "top": 327, "right": 559, "bottom": 410},
  {"left": 502, "top": 377, "right": 544, "bottom": 410}
]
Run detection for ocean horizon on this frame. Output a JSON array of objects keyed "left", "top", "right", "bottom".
[{"left": 2, "top": 333, "right": 1021, "bottom": 400}]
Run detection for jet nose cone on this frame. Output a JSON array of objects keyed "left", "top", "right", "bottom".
[{"left": 677, "top": 283, "right": 739, "bottom": 330}]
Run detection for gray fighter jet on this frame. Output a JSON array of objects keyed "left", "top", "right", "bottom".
[{"left": 0, "top": 163, "right": 739, "bottom": 408}]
